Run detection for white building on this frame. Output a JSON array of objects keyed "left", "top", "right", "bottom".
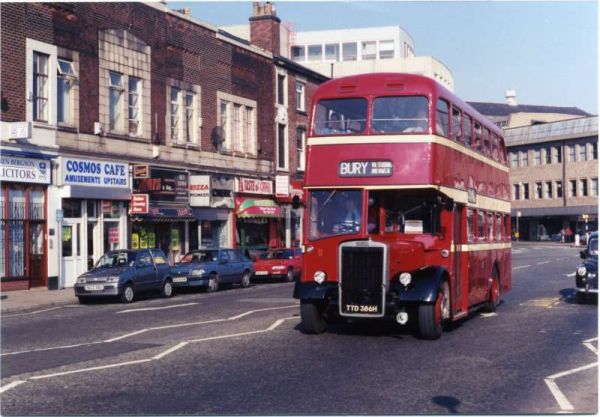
[{"left": 222, "top": 23, "right": 454, "bottom": 91}]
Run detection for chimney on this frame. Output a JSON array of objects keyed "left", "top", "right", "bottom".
[
  {"left": 505, "top": 89, "right": 517, "bottom": 106},
  {"left": 249, "top": 2, "right": 281, "bottom": 54}
]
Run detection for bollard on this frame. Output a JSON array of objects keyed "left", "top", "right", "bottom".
[{"left": 574, "top": 234, "right": 580, "bottom": 246}]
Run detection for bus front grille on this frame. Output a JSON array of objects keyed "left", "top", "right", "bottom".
[{"left": 339, "top": 245, "right": 385, "bottom": 317}]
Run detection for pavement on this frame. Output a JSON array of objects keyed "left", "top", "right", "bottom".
[{"left": 1, "top": 288, "right": 77, "bottom": 315}]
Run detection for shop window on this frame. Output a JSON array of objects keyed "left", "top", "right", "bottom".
[
  {"left": 62, "top": 199, "right": 82, "bottom": 218},
  {"left": 33, "top": 52, "right": 49, "bottom": 122},
  {"left": 57, "top": 58, "right": 77, "bottom": 125}
]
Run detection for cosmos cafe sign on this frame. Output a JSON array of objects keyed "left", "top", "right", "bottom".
[
  {"left": 60, "top": 157, "right": 129, "bottom": 188},
  {"left": 0, "top": 155, "right": 51, "bottom": 184}
]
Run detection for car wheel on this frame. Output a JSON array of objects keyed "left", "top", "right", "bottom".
[
  {"left": 418, "top": 281, "right": 449, "bottom": 340},
  {"left": 77, "top": 296, "right": 91, "bottom": 305},
  {"left": 484, "top": 268, "right": 500, "bottom": 313},
  {"left": 120, "top": 284, "right": 135, "bottom": 303},
  {"left": 300, "top": 300, "right": 327, "bottom": 334},
  {"left": 576, "top": 292, "right": 587, "bottom": 304},
  {"left": 206, "top": 273, "right": 220, "bottom": 293},
  {"left": 240, "top": 271, "right": 251, "bottom": 288},
  {"left": 161, "top": 279, "right": 173, "bottom": 298},
  {"left": 286, "top": 268, "right": 294, "bottom": 282}
]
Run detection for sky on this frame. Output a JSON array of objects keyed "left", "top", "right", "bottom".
[{"left": 169, "top": 1, "right": 598, "bottom": 114}]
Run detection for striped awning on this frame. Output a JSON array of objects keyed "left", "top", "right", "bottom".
[{"left": 236, "top": 198, "right": 282, "bottom": 218}]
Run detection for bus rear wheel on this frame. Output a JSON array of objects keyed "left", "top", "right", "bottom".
[
  {"left": 300, "top": 300, "right": 327, "bottom": 334},
  {"left": 418, "top": 281, "right": 449, "bottom": 340}
]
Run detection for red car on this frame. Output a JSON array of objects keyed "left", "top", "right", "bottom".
[{"left": 253, "top": 248, "right": 302, "bottom": 282}]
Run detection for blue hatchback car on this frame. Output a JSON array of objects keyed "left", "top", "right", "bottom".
[{"left": 171, "top": 248, "right": 254, "bottom": 292}]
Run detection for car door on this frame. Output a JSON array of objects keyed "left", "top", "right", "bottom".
[
  {"left": 135, "top": 250, "right": 157, "bottom": 290},
  {"left": 217, "top": 250, "right": 232, "bottom": 283},
  {"left": 227, "top": 250, "right": 244, "bottom": 283},
  {"left": 151, "top": 249, "right": 171, "bottom": 289}
]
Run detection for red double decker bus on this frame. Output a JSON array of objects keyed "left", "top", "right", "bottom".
[{"left": 294, "top": 73, "right": 511, "bottom": 339}]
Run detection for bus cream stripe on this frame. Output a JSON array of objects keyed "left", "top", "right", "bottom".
[
  {"left": 307, "top": 134, "right": 509, "bottom": 173},
  {"left": 451, "top": 242, "right": 512, "bottom": 252},
  {"left": 305, "top": 184, "right": 511, "bottom": 214}
]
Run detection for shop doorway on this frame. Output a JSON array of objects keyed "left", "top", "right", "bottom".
[{"left": 61, "top": 221, "right": 85, "bottom": 287}]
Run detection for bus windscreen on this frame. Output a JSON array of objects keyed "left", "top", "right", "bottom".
[
  {"left": 313, "top": 98, "right": 367, "bottom": 135},
  {"left": 372, "top": 96, "right": 429, "bottom": 134}
]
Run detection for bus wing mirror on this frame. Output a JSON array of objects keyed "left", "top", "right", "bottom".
[{"left": 291, "top": 195, "right": 301, "bottom": 209}]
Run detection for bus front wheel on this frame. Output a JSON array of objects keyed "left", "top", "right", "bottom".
[
  {"left": 300, "top": 300, "right": 327, "bottom": 334},
  {"left": 418, "top": 281, "right": 449, "bottom": 340}
]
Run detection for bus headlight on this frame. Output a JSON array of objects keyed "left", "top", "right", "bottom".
[
  {"left": 399, "top": 272, "right": 412, "bottom": 286},
  {"left": 577, "top": 266, "right": 588, "bottom": 276},
  {"left": 314, "top": 270, "right": 326, "bottom": 284}
]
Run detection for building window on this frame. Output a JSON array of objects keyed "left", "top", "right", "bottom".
[
  {"left": 568, "top": 145, "right": 576, "bottom": 162},
  {"left": 324, "top": 44, "right": 339, "bottom": 61},
  {"left": 184, "top": 92, "right": 196, "bottom": 144},
  {"left": 544, "top": 181, "right": 552, "bottom": 199},
  {"left": 533, "top": 147, "right": 541, "bottom": 165},
  {"left": 544, "top": 147, "right": 552, "bottom": 164},
  {"left": 342, "top": 42, "right": 357, "bottom": 61},
  {"left": 591, "top": 142, "right": 598, "bottom": 160},
  {"left": 170, "top": 87, "right": 181, "bottom": 143},
  {"left": 361, "top": 41, "right": 377, "bottom": 60},
  {"left": 128, "top": 77, "right": 141, "bottom": 136},
  {"left": 277, "top": 123, "right": 287, "bottom": 170},
  {"left": 553, "top": 145, "right": 562, "bottom": 164},
  {"left": 513, "top": 184, "right": 520, "bottom": 200},
  {"left": 509, "top": 152, "right": 518, "bottom": 168},
  {"left": 296, "top": 81, "right": 305, "bottom": 112},
  {"left": 556, "top": 181, "right": 563, "bottom": 198},
  {"left": 108, "top": 71, "right": 124, "bottom": 132},
  {"left": 296, "top": 128, "right": 306, "bottom": 171},
  {"left": 379, "top": 40, "right": 395, "bottom": 59},
  {"left": 33, "top": 52, "right": 49, "bottom": 122},
  {"left": 591, "top": 178, "right": 598, "bottom": 196},
  {"left": 277, "top": 73, "right": 286, "bottom": 105},
  {"left": 578, "top": 144, "right": 587, "bottom": 161},
  {"left": 219, "top": 96, "right": 256, "bottom": 155},
  {"left": 291, "top": 46, "right": 305, "bottom": 62},
  {"left": 435, "top": 99, "right": 450, "bottom": 138},
  {"left": 580, "top": 179, "right": 588, "bottom": 197},
  {"left": 307, "top": 45, "right": 322, "bottom": 62},
  {"left": 57, "top": 58, "right": 77, "bottom": 125},
  {"left": 520, "top": 150, "right": 528, "bottom": 167},
  {"left": 523, "top": 183, "right": 529, "bottom": 200},
  {"left": 569, "top": 179, "right": 577, "bottom": 197},
  {"left": 535, "top": 182, "right": 542, "bottom": 199}
]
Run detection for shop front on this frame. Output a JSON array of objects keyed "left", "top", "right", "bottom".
[
  {"left": 189, "top": 175, "right": 234, "bottom": 249},
  {"left": 234, "top": 177, "right": 282, "bottom": 258},
  {"left": 0, "top": 151, "right": 52, "bottom": 291},
  {"left": 130, "top": 165, "right": 194, "bottom": 263},
  {"left": 57, "top": 157, "right": 130, "bottom": 288},
  {"left": 275, "top": 176, "right": 304, "bottom": 248}
]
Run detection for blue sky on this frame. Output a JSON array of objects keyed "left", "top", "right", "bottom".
[{"left": 169, "top": 1, "right": 598, "bottom": 114}]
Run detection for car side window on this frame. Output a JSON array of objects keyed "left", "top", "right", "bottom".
[
  {"left": 136, "top": 250, "right": 153, "bottom": 267},
  {"left": 227, "top": 250, "right": 238, "bottom": 262},
  {"left": 294, "top": 249, "right": 302, "bottom": 257},
  {"left": 219, "top": 251, "right": 229, "bottom": 263},
  {"left": 151, "top": 249, "right": 168, "bottom": 265}
]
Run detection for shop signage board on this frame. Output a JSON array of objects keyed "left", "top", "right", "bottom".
[
  {"left": 130, "top": 194, "right": 149, "bottom": 214},
  {"left": 189, "top": 175, "right": 211, "bottom": 207},
  {"left": 108, "top": 227, "right": 119, "bottom": 244},
  {"left": 235, "top": 177, "right": 273, "bottom": 195},
  {"left": 132, "top": 166, "right": 189, "bottom": 208},
  {"left": 60, "top": 157, "right": 129, "bottom": 188},
  {"left": 0, "top": 155, "right": 51, "bottom": 184},
  {"left": 275, "top": 175, "right": 290, "bottom": 198}
]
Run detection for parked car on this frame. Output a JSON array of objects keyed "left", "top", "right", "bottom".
[
  {"left": 575, "top": 231, "right": 598, "bottom": 303},
  {"left": 253, "top": 248, "right": 302, "bottom": 282},
  {"left": 171, "top": 248, "right": 253, "bottom": 292},
  {"left": 74, "top": 249, "right": 173, "bottom": 304}
]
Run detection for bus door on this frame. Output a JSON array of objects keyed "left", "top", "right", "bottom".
[{"left": 452, "top": 204, "right": 466, "bottom": 315}]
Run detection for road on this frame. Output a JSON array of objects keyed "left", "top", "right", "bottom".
[{"left": 1, "top": 243, "right": 597, "bottom": 415}]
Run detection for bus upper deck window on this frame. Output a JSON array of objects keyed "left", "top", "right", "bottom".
[
  {"left": 452, "top": 107, "right": 462, "bottom": 143},
  {"left": 371, "top": 96, "right": 429, "bottom": 134},
  {"left": 483, "top": 128, "right": 491, "bottom": 156},
  {"left": 462, "top": 114, "right": 473, "bottom": 148},
  {"left": 313, "top": 98, "right": 367, "bottom": 135},
  {"left": 473, "top": 122, "right": 482, "bottom": 152},
  {"left": 436, "top": 99, "right": 450, "bottom": 138},
  {"left": 492, "top": 133, "right": 499, "bottom": 160}
]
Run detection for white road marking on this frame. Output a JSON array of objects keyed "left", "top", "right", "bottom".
[
  {"left": 479, "top": 312, "right": 497, "bottom": 318},
  {"left": 117, "top": 302, "right": 198, "bottom": 314},
  {"left": 546, "top": 361, "right": 598, "bottom": 380},
  {"left": 0, "top": 380, "right": 26, "bottom": 394},
  {"left": 582, "top": 337, "right": 598, "bottom": 355},
  {"left": 544, "top": 379, "right": 575, "bottom": 411},
  {"left": 565, "top": 272, "right": 576, "bottom": 277},
  {"left": 536, "top": 261, "right": 551, "bottom": 265},
  {"left": 2, "top": 306, "right": 65, "bottom": 318},
  {"left": 0, "top": 341, "right": 105, "bottom": 357},
  {"left": 513, "top": 265, "right": 531, "bottom": 270},
  {"left": 3, "top": 315, "right": 299, "bottom": 393}
]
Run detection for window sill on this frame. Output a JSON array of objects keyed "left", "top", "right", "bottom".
[
  {"left": 105, "top": 131, "right": 151, "bottom": 143},
  {"left": 57, "top": 124, "right": 78, "bottom": 133},
  {"left": 172, "top": 143, "right": 200, "bottom": 150}
]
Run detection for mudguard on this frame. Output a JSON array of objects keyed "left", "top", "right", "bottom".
[
  {"left": 293, "top": 281, "right": 337, "bottom": 300},
  {"left": 394, "top": 266, "right": 447, "bottom": 304}
]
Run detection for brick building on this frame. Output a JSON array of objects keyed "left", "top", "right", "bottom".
[{"left": 0, "top": 2, "right": 326, "bottom": 290}]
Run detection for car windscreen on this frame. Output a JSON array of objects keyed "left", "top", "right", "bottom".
[
  {"left": 180, "top": 250, "right": 219, "bottom": 263},
  {"left": 371, "top": 96, "right": 429, "bottom": 134},
  {"left": 261, "top": 250, "right": 294, "bottom": 259},
  {"left": 94, "top": 252, "right": 136, "bottom": 268},
  {"left": 313, "top": 98, "right": 367, "bottom": 135},
  {"left": 590, "top": 238, "right": 598, "bottom": 255}
]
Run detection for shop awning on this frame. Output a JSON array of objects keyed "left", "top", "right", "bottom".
[{"left": 236, "top": 198, "right": 282, "bottom": 218}]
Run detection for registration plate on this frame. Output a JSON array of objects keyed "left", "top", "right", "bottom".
[
  {"left": 173, "top": 277, "right": 188, "bottom": 283},
  {"left": 84, "top": 284, "right": 104, "bottom": 291},
  {"left": 255, "top": 271, "right": 268, "bottom": 275},
  {"left": 342, "top": 304, "right": 380, "bottom": 315}
]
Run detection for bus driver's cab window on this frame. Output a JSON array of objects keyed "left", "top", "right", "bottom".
[{"left": 368, "top": 190, "right": 441, "bottom": 234}]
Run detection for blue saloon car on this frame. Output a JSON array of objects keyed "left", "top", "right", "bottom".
[
  {"left": 575, "top": 231, "right": 598, "bottom": 303},
  {"left": 74, "top": 249, "right": 173, "bottom": 303},
  {"left": 171, "top": 248, "right": 254, "bottom": 292}
]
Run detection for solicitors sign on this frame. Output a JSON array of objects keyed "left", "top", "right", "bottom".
[
  {"left": 60, "top": 157, "right": 129, "bottom": 188},
  {"left": 0, "top": 155, "right": 50, "bottom": 184}
]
